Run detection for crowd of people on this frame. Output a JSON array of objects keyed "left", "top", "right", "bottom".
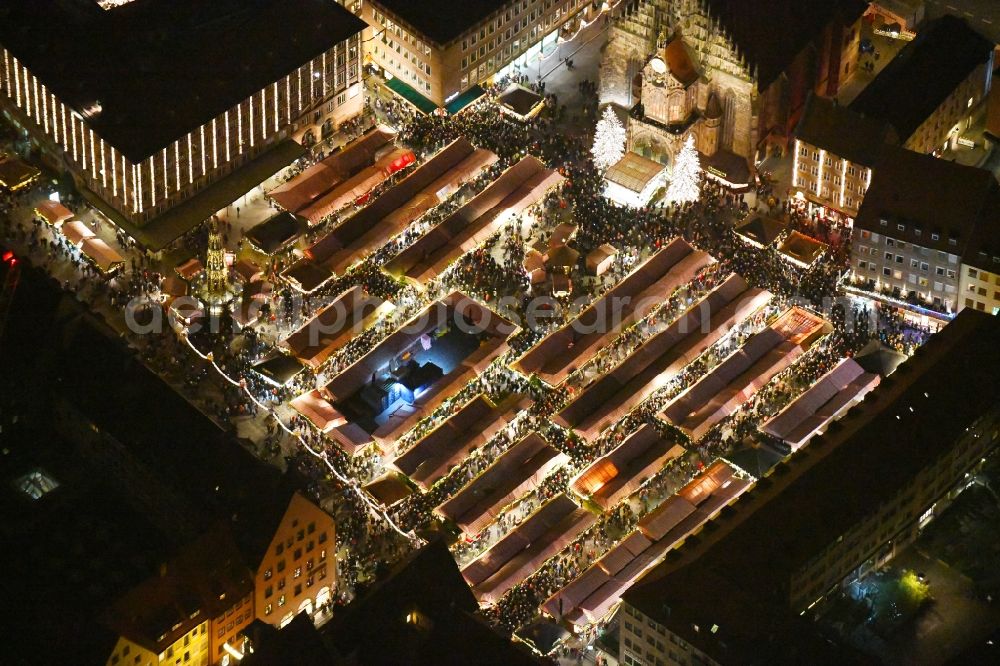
[{"left": 0, "top": 80, "right": 943, "bottom": 652}]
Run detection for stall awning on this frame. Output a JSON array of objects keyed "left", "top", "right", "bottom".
[
  {"left": 384, "top": 76, "right": 438, "bottom": 115},
  {"left": 445, "top": 85, "right": 486, "bottom": 115}
]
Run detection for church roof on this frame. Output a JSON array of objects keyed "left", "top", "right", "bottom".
[
  {"left": 663, "top": 37, "right": 699, "bottom": 87},
  {"left": 704, "top": 0, "right": 868, "bottom": 90}
]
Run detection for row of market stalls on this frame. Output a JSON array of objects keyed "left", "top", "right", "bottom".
[
  {"left": 392, "top": 393, "right": 523, "bottom": 491},
  {"left": 552, "top": 273, "right": 771, "bottom": 440},
  {"left": 34, "top": 201, "right": 126, "bottom": 275},
  {"left": 511, "top": 238, "right": 714, "bottom": 387},
  {"left": 290, "top": 291, "right": 518, "bottom": 457},
  {"left": 246, "top": 128, "right": 416, "bottom": 294},
  {"left": 541, "top": 460, "right": 751, "bottom": 626},
  {"left": 305, "top": 137, "right": 498, "bottom": 277},
  {"left": 435, "top": 432, "right": 570, "bottom": 536},
  {"left": 268, "top": 128, "right": 412, "bottom": 226},
  {"left": 760, "top": 357, "right": 880, "bottom": 453},
  {"left": 281, "top": 136, "right": 496, "bottom": 293},
  {"left": 569, "top": 424, "right": 686, "bottom": 510},
  {"left": 659, "top": 306, "right": 830, "bottom": 441},
  {"left": 460, "top": 492, "right": 597, "bottom": 604},
  {"left": 382, "top": 154, "right": 563, "bottom": 288}
]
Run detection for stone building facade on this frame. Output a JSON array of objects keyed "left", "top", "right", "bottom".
[
  {"left": 601, "top": 0, "right": 864, "bottom": 174},
  {"left": 366, "top": 0, "right": 595, "bottom": 108}
]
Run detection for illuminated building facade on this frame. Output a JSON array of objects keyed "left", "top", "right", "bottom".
[
  {"left": 255, "top": 492, "right": 337, "bottom": 629},
  {"left": 960, "top": 215, "right": 1000, "bottom": 316},
  {"left": 365, "top": 0, "right": 595, "bottom": 108},
  {"left": 603, "top": 0, "right": 866, "bottom": 174},
  {"left": 792, "top": 94, "right": 897, "bottom": 219},
  {"left": 0, "top": 0, "right": 365, "bottom": 230},
  {"left": 850, "top": 146, "right": 1000, "bottom": 315}
]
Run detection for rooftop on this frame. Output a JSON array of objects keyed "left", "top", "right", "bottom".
[
  {"left": 704, "top": 0, "right": 868, "bottom": 90},
  {"left": 245, "top": 211, "right": 307, "bottom": 255},
  {"left": 794, "top": 94, "right": 898, "bottom": 166},
  {"left": 605, "top": 151, "right": 667, "bottom": 193},
  {"left": 735, "top": 214, "right": 786, "bottom": 247},
  {"left": 850, "top": 15, "right": 993, "bottom": 142},
  {"left": 777, "top": 230, "right": 828, "bottom": 268},
  {"left": 0, "top": 264, "right": 174, "bottom": 665},
  {"left": 322, "top": 539, "right": 541, "bottom": 664},
  {"left": 103, "top": 528, "right": 253, "bottom": 653},
  {"left": 43, "top": 276, "right": 300, "bottom": 568},
  {"left": 0, "top": 0, "right": 366, "bottom": 162},
  {"left": 662, "top": 37, "right": 699, "bottom": 87},
  {"left": 625, "top": 308, "right": 1000, "bottom": 662},
  {"left": 242, "top": 614, "right": 343, "bottom": 666},
  {"left": 854, "top": 146, "right": 999, "bottom": 260},
  {"left": 962, "top": 189, "right": 1000, "bottom": 275},
  {"left": 498, "top": 85, "right": 545, "bottom": 119},
  {"left": 373, "top": 0, "right": 507, "bottom": 46}
]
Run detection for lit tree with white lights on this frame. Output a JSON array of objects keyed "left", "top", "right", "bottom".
[
  {"left": 666, "top": 134, "right": 701, "bottom": 204},
  {"left": 592, "top": 106, "right": 626, "bottom": 171}
]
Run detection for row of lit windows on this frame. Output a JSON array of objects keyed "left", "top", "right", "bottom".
[
  {"left": 372, "top": 11, "right": 432, "bottom": 56},
  {"left": 458, "top": 0, "right": 579, "bottom": 52},
  {"left": 262, "top": 566, "right": 329, "bottom": 615},
  {"left": 0, "top": 38, "right": 358, "bottom": 218}
]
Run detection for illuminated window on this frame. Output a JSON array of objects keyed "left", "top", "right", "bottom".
[{"left": 14, "top": 469, "right": 59, "bottom": 500}]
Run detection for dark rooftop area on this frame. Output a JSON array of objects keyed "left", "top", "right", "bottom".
[
  {"left": 375, "top": 0, "right": 507, "bottom": 45},
  {"left": 0, "top": 0, "right": 366, "bottom": 162},
  {"left": 103, "top": 527, "right": 253, "bottom": 653},
  {"left": 704, "top": 0, "right": 868, "bottom": 90},
  {"left": 242, "top": 614, "right": 344, "bottom": 666},
  {"left": 0, "top": 257, "right": 313, "bottom": 664},
  {"left": 855, "top": 145, "right": 999, "bottom": 260},
  {"left": 246, "top": 211, "right": 307, "bottom": 255},
  {"left": 626, "top": 309, "right": 1000, "bottom": 663},
  {"left": 962, "top": 188, "right": 1000, "bottom": 275},
  {"left": 0, "top": 263, "right": 173, "bottom": 665},
  {"left": 52, "top": 316, "right": 288, "bottom": 555},
  {"left": 794, "top": 94, "right": 898, "bottom": 166},
  {"left": 322, "top": 538, "right": 538, "bottom": 664},
  {"left": 850, "top": 15, "right": 993, "bottom": 142}
]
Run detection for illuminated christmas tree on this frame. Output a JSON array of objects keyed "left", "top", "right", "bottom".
[
  {"left": 666, "top": 134, "right": 701, "bottom": 204},
  {"left": 592, "top": 106, "right": 626, "bottom": 171}
]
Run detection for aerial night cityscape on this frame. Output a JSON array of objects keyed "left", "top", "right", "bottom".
[{"left": 2, "top": 0, "right": 1000, "bottom": 664}]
